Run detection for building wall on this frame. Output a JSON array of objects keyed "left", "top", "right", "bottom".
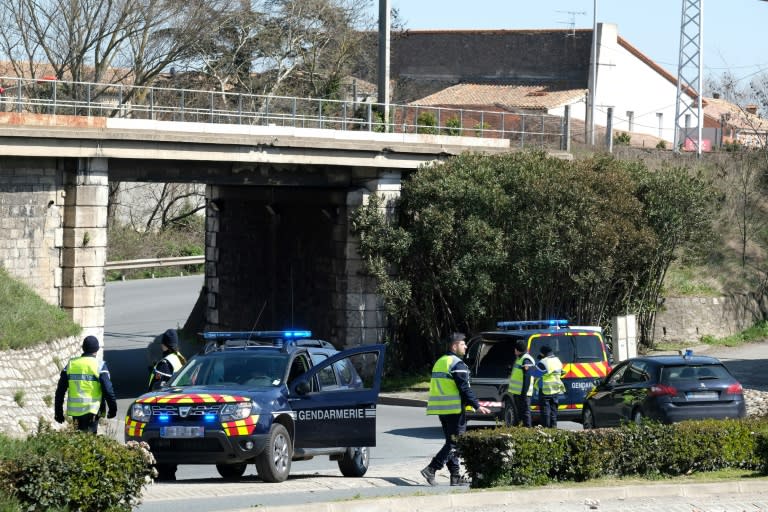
[
  {"left": 654, "top": 295, "right": 765, "bottom": 343},
  {"left": 591, "top": 24, "right": 679, "bottom": 144}
]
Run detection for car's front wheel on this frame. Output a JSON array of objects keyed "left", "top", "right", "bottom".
[
  {"left": 255, "top": 423, "right": 292, "bottom": 483},
  {"left": 338, "top": 447, "right": 369, "bottom": 477},
  {"left": 155, "top": 463, "right": 177, "bottom": 481},
  {"left": 582, "top": 405, "right": 596, "bottom": 429},
  {"left": 216, "top": 462, "right": 247, "bottom": 480}
]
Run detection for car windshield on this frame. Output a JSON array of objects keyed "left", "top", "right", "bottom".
[
  {"left": 169, "top": 352, "right": 290, "bottom": 388},
  {"left": 660, "top": 364, "right": 732, "bottom": 384}
]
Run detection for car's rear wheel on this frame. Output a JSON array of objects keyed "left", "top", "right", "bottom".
[
  {"left": 503, "top": 398, "right": 516, "bottom": 426},
  {"left": 255, "top": 423, "right": 292, "bottom": 483},
  {"left": 155, "top": 463, "right": 177, "bottom": 481},
  {"left": 216, "top": 462, "right": 247, "bottom": 480},
  {"left": 582, "top": 406, "right": 596, "bottom": 429},
  {"left": 338, "top": 447, "right": 369, "bottom": 477}
]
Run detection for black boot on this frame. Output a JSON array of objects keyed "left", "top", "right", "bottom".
[
  {"left": 420, "top": 466, "right": 437, "bottom": 486},
  {"left": 450, "top": 473, "right": 469, "bottom": 486}
]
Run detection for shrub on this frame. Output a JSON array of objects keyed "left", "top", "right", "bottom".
[
  {"left": 655, "top": 140, "right": 667, "bottom": 149},
  {"left": 443, "top": 116, "right": 462, "bottom": 136},
  {"left": 416, "top": 111, "right": 438, "bottom": 134},
  {"left": 614, "top": 131, "right": 631, "bottom": 146},
  {"left": 0, "top": 424, "right": 155, "bottom": 512},
  {"left": 474, "top": 121, "right": 491, "bottom": 136}
]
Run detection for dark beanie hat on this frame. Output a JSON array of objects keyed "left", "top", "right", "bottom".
[
  {"left": 82, "top": 335, "right": 100, "bottom": 353},
  {"left": 515, "top": 340, "right": 527, "bottom": 353},
  {"left": 162, "top": 329, "right": 179, "bottom": 349},
  {"left": 540, "top": 345, "right": 553, "bottom": 357}
]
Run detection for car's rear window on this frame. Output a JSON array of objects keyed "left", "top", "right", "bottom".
[{"left": 660, "top": 364, "right": 731, "bottom": 383}]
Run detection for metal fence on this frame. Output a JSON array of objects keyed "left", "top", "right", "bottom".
[{"left": 0, "top": 76, "right": 567, "bottom": 149}]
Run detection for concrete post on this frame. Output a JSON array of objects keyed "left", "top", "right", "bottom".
[
  {"left": 341, "top": 171, "right": 401, "bottom": 348},
  {"left": 562, "top": 105, "right": 571, "bottom": 152},
  {"left": 606, "top": 106, "right": 614, "bottom": 153},
  {"left": 61, "top": 157, "right": 108, "bottom": 343}
]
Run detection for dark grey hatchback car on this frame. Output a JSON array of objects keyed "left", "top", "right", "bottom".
[{"left": 582, "top": 354, "right": 746, "bottom": 428}]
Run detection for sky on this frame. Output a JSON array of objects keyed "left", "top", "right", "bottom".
[{"left": 370, "top": 0, "right": 768, "bottom": 87}]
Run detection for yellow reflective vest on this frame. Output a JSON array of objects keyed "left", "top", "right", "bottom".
[
  {"left": 539, "top": 355, "right": 566, "bottom": 396},
  {"left": 66, "top": 356, "right": 103, "bottom": 416},
  {"left": 426, "top": 354, "right": 462, "bottom": 415},
  {"left": 508, "top": 353, "right": 536, "bottom": 396}
]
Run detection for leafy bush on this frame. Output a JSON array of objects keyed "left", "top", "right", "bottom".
[
  {"left": 443, "top": 116, "right": 462, "bottom": 136},
  {"left": 416, "top": 111, "right": 438, "bottom": 134},
  {"left": 656, "top": 140, "right": 667, "bottom": 149},
  {"left": 474, "top": 121, "right": 491, "bottom": 136},
  {"left": 457, "top": 418, "right": 767, "bottom": 488},
  {"left": 614, "top": 131, "right": 631, "bottom": 145},
  {"left": 0, "top": 424, "right": 155, "bottom": 512}
]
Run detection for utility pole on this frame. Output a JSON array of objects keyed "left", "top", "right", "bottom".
[
  {"left": 377, "top": 0, "right": 391, "bottom": 132},
  {"left": 674, "top": 0, "right": 703, "bottom": 155},
  {"left": 589, "top": 0, "right": 598, "bottom": 146}
]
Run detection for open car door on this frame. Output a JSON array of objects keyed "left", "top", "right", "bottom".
[{"left": 289, "top": 344, "right": 385, "bottom": 449}]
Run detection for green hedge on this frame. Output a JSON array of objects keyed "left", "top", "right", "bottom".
[
  {"left": 457, "top": 418, "right": 768, "bottom": 488},
  {"left": 0, "top": 423, "right": 155, "bottom": 512}
]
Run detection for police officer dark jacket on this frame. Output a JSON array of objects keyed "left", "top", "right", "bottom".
[
  {"left": 54, "top": 335, "right": 117, "bottom": 422},
  {"left": 148, "top": 329, "right": 186, "bottom": 391}
]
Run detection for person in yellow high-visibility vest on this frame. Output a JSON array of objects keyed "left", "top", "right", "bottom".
[
  {"left": 529, "top": 345, "right": 566, "bottom": 428},
  {"left": 148, "top": 329, "right": 187, "bottom": 391},
  {"left": 421, "top": 333, "right": 491, "bottom": 487},
  {"left": 508, "top": 339, "right": 536, "bottom": 427},
  {"left": 54, "top": 336, "right": 117, "bottom": 434}
]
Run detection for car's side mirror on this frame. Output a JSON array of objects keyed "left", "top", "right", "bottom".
[{"left": 295, "top": 381, "right": 311, "bottom": 396}]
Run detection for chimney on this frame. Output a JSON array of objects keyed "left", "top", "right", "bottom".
[{"left": 746, "top": 104, "right": 758, "bottom": 115}]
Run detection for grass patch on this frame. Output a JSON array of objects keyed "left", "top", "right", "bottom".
[
  {"left": 663, "top": 264, "right": 721, "bottom": 297},
  {"left": 0, "top": 267, "right": 81, "bottom": 350},
  {"left": 700, "top": 321, "right": 768, "bottom": 347},
  {"left": 381, "top": 372, "right": 430, "bottom": 392}
]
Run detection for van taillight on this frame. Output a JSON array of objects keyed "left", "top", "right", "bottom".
[
  {"left": 726, "top": 383, "right": 743, "bottom": 395},
  {"left": 649, "top": 384, "right": 677, "bottom": 397}
]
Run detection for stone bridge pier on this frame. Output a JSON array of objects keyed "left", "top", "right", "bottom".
[
  {"left": 205, "top": 172, "right": 400, "bottom": 348},
  {"left": 0, "top": 156, "right": 107, "bottom": 342}
]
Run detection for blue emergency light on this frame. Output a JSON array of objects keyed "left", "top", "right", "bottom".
[
  {"left": 158, "top": 414, "right": 170, "bottom": 423},
  {"left": 496, "top": 319, "right": 569, "bottom": 330},
  {"left": 201, "top": 330, "right": 312, "bottom": 341},
  {"left": 204, "top": 413, "right": 217, "bottom": 422}
]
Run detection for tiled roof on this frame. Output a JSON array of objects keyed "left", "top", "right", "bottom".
[
  {"left": 703, "top": 97, "right": 768, "bottom": 132},
  {"left": 410, "top": 83, "right": 587, "bottom": 111}
]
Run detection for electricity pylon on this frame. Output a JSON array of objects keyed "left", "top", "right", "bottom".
[{"left": 673, "top": 0, "right": 703, "bottom": 155}]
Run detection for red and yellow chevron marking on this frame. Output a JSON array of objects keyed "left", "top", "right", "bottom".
[
  {"left": 562, "top": 361, "right": 608, "bottom": 379},
  {"left": 125, "top": 416, "right": 145, "bottom": 437},
  {"left": 221, "top": 415, "right": 259, "bottom": 437},
  {"left": 136, "top": 393, "right": 249, "bottom": 404},
  {"left": 531, "top": 403, "right": 583, "bottom": 411}
]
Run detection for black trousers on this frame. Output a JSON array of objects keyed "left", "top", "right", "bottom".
[
  {"left": 429, "top": 412, "right": 466, "bottom": 475},
  {"left": 72, "top": 413, "right": 99, "bottom": 434},
  {"left": 539, "top": 394, "right": 559, "bottom": 428},
  {"left": 513, "top": 394, "right": 532, "bottom": 427}
]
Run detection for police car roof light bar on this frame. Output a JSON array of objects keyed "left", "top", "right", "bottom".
[
  {"left": 496, "top": 319, "right": 569, "bottom": 330},
  {"left": 201, "top": 330, "right": 313, "bottom": 341}
]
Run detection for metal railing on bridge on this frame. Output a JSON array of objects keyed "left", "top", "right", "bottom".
[{"left": 0, "top": 76, "right": 568, "bottom": 149}]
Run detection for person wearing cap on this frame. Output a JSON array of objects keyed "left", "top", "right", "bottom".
[
  {"left": 54, "top": 335, "right": 118, "bottom": 433},
  {"left": 508, "top": 339, "right": 536, "bottom": 427},
  {"left": 422, "top": 332, "right": 491, "bottom": 487},
  {"left": 147, "top": 329, "right": 187, "bottom": 391},
  {"left": 529, "top": 345, "right": 566, "bottom": 428}
]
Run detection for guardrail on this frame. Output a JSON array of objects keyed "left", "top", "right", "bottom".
[
  {"left": 0, "top": 76, "right": 567, "bottom": 149},
  {"left": 105, "top": 256, "right": 204, "bottom": 271}
]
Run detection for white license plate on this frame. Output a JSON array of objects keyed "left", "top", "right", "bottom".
[
  {"left": 160, "top": 426, "right": 204, "bottom": 438},
  {"left": 686, "top": 391, "right": 718, "bottom": 400}
]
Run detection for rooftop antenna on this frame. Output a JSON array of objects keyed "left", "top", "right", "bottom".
[{"left": 557, "top": 10, "right": 586, "bottom": 37}]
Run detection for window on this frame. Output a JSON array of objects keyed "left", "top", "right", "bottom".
[
  {"left": 626, "top": 111, "right": 634, "bottom": 132},
  {"left": 656, "top": 113, "right": 664, "bottom": 138},
  {"left": 622, "top": 361, "right": 649, "bottom": 384}
]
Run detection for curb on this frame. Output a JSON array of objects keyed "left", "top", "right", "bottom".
[{"left": 221, "top": 479, "right": 768, "bottom": 512}]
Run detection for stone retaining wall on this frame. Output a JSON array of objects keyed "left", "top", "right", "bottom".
[
  {"left": 0, "top": 336, "right": 81, "bottom": 438},
  {"left": 654, "top": 294, "right": 766, "bottom": 343}
]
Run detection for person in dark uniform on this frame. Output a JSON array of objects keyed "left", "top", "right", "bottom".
[
  {"left": 147, "top": 329, "right": 187, "bottom": 391},
  {"left": 54, "top": 335, "right": 117, "bottom": 434},
  {"left": 422, "top": 332, "right": 490, "bottom": 486},
  {"left": 508, "top": 339, "right": 536, "bottom": 427},
  {"left": 530, "top": 345, "right": 566, "bottom": 428}
]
